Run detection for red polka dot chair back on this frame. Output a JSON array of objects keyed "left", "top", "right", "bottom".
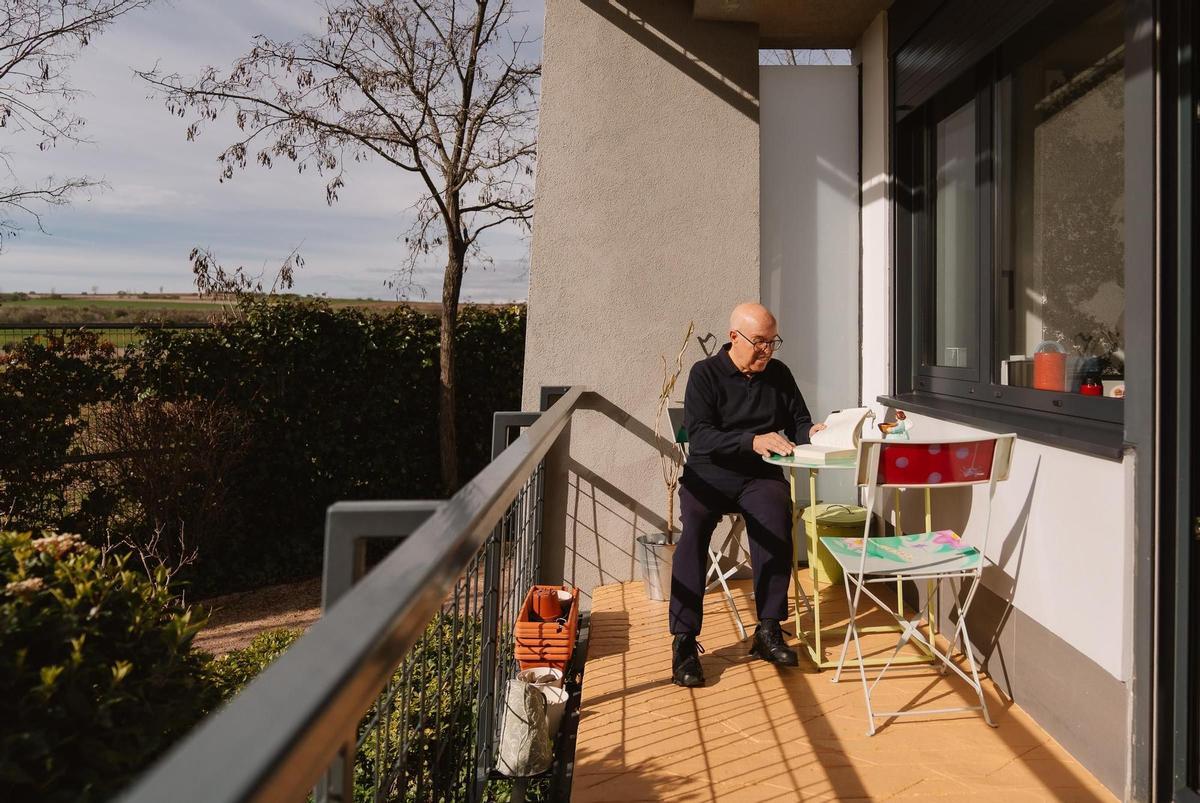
[
  {"left": 861, "top": 437, "right": 1015, "bottom": 489},
  {"left": 853, "top": 433, "right": 1017, "bottom": 571}
]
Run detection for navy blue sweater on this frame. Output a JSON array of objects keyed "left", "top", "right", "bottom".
[{"left": 683, "top": 344, "right": 814, "bottom": 479}]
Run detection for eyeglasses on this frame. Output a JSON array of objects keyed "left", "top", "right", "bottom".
[{"left": 735, "top": 330, "right": 783, "bottom": 353}]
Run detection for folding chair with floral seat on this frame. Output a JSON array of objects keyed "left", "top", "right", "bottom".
[{"left": 821, "top": 434, "right": 1017, "bottom": 736}]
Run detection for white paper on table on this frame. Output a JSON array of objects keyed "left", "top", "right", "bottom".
[{"left": 791, "top": 407, "right": 870, "bottom": 462}]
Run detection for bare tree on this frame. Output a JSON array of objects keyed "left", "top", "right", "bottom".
[
  {"left": 90, "top": 395, "right": 249, "bottom": 583},
  {"left": 0, "top": 0, "right": 155, "bottom": 241},
  {"left": 760, "top": 49, "right": 847, "bottom": 66},
  {"left": 139, "top": 0, "right": 539, "bottom": 493}
]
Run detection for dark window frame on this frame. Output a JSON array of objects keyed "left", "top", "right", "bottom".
[{"left": 891, "top": 0, "right": 1129, "bottom": 455}]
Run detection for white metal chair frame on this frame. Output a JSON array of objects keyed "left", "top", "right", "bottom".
[
  {"left": 703, "top": 514, "right": 750, "bottom": 640},
  {"left": 830, "top": 434, "right": 1017, "bottom": 736}
]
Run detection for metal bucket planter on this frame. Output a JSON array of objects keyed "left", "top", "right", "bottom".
[
  {"left": 635, "top": 533, "right": 676, "bottom": 601},
  {"left": 801, "top": 503, "right": 868, "bottom": 585}
]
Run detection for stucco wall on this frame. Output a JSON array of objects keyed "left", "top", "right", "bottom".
[
  {"left": 523, "top": 0, "right": 761, "bottom": 606},
  {"left": 892, "top": 414, "right": 1133, "bottom": 796}
]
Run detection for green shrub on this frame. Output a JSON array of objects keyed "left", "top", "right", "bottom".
[
  {"left": 0, "top": 531, "right": 218, "bottom": 803},
  {"left": 205, "top": 627, "right": 302, "bottom": 701},
  {"left": 354, "top": 612, "right": 482, "bottom": 801},
  {"left": 141, "top": 619, "right": 543, "bottom": 802},
  {"left": 0, "top": 331, "right": 119, "bottom": 532},
  {"left": 198, "top": 619, "right": 492, "bottom": 801}
]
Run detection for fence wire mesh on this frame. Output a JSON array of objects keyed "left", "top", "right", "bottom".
[
  {"left": 343, "top": 463, "right": 544, "bottom": 803},
  {"left": 0, "top": 322, "right": 214, "bottom": 353}
]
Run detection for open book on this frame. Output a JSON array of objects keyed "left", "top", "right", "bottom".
[{"left": 790, "top": 407, "right": 871, "bottom": 464}]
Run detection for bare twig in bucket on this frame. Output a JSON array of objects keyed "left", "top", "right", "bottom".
[{"left": 655, "top": 321, "right": 694, "bottom": 544}]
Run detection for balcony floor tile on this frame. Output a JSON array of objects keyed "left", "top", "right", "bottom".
[{"left": 572, "top": 579, "right": 1114, "bottom": 802}]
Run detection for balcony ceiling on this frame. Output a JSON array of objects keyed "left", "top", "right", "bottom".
[{"left": 693, "top": 0, "right": 892, "bottom": 49}]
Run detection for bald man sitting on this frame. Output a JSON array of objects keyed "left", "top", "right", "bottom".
[{"left": 669, "top": 303, "right": 825, "bottom": 687}]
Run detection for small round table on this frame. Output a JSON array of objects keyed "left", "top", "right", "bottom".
[
  {"left": 765, "top": 453, "right": 938, "bottom": 670},
  {"left": 765, "top": 454, "right": 854, "bottom": 667}
]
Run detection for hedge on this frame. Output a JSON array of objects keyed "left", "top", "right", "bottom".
[{"left": 0, "top": 298, "right": 526, "bottom": 596}]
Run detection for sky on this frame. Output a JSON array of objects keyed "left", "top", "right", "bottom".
[{"left": 0, "top": 0, "right": 545, "bottom": 302}]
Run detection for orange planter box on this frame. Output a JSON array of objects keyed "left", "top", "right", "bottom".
[{"left": 514, "top": 584, "right": 579, "bottom": 671}]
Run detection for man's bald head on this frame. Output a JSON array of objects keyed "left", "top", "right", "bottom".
[
  {"left": 730, "top": 302, "right": 776, "bottom": 333},
  {"left": 727, "top": 302, "right": 779, "bottom": 374}
]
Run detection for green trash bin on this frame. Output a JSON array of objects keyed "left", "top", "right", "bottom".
[{"left": 801, "top": 503, "right": 868, "bottom": 585}]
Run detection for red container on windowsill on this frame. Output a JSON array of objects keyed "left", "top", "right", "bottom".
[{"left": 1032, "top": 341, "right": 1067, "bottom": 391}]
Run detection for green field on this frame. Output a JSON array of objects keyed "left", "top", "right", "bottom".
[
  {"left": 0, "top": 294, "right": 486, "bottom": 325},
  {"left": 3, "top": 297, "right": 220, "bottom": 310}
]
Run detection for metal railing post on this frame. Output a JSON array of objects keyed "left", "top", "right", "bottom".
[
  {"left": 471, "top": 405, "right": 549, "bottom": 799},
  {"left": 319, "top": 736, "right": 356, "bottom": 803},
  {"left": 321, "top": 500, "right": 441, "bottom": 611},
  {"left": 317, "top": 500, "right": 439, "bottom": 803},
  {"left": 492, "top": 411, "right": 541, "bottom": 461},
  {"left": 535, "top": 459, "right": 545, "bottom": 582},
  {"left": 473, "top": 527, "right": 503, "bottom": 802}
]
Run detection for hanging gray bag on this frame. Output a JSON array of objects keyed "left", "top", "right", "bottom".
[{"left": 496, "top": 677, "right": 552, "bottom": 777}]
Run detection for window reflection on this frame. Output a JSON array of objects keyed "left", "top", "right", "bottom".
[
  {"left": 934, "top": 99, "right": 977, "bottom": 369},
  {"left": 996, "top": 2, "right": 1125, "bottom": 397}
]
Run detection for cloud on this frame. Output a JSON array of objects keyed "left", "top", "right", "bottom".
[
  {"left": 0, "top": 0, "right": 544, "bottom": 301},
  {"left": 85, "top": 184, "right": 191, "bottom": 213}
]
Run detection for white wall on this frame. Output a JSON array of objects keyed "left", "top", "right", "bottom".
[
  {"left": 897, "top": 414, "right": 1133, "bottom": 681},
  {"left": 760, "top": 65, "right": 860, "bottom": 502},
  {"left": 859, "top": 13, "right": 891, "bottom": 424}
]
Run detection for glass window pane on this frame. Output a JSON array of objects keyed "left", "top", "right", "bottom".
[
  {"left": 934, "top": 99, "right": 977, "bottom": 369},
  {"left": 996, "top": 3, "right": 1125, "bottom": 397}
]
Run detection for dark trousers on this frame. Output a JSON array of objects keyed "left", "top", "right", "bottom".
[{"left": 668, "top": 468, "right": 793, "bottom": 636}]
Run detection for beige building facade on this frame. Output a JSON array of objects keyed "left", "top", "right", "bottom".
[{"left": 524, "top": 1, "right": 1196, "bottom": 800}]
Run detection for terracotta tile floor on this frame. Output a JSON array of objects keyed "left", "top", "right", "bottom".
[{"left": 571, "top": 578, "right": 1115, "bottom": 802}]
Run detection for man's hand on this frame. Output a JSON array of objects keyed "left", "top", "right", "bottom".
[
  {"left": 752, "top": 432, "right": 796, "bottom": 457},
  {"left": 809, "top": 423, "right": 827, "bottom": 438}
]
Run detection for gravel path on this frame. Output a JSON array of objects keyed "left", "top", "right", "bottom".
[{"left": 194, "top": 577, "right": 322, "bottom": 656}]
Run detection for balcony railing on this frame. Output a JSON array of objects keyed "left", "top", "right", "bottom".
[{"left": 121, "top": 386, "right": 585, "bottom": 803}]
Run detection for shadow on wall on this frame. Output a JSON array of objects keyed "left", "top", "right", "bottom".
[
  {"left": 966, "top": 457, "right": 1041, "bottom": 700},
  {"left": 542, "top": 392, "right": 741, "bottom": 609},
  {"left": 563, "top": 394, "right": 678, "bottom": 600},
  {"left": 576, "top": 0, "right": 759, "bottom": 120},
  {"left": 566, "top": 456, "right": 666, "bottom": 597},
  {"left": 893, "top": 456, "right": 1040, "bottom": 701}
]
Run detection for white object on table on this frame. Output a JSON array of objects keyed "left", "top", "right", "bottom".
[{"left": 791, "top": 407, "right": 871, "bottom": 463}]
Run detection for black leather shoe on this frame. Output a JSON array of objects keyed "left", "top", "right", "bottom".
[
  {"left": 671, "top": 634, "right": 705, "bottom": 687},
  {"left": 749, "top": 619, "right": 799, "bottom": 666}
]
